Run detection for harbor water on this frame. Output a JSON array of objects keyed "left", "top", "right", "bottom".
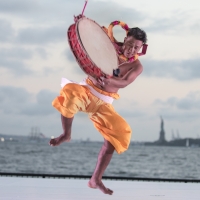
[{"left": 0, "top": 139, "right": 200, "bottom": 179}]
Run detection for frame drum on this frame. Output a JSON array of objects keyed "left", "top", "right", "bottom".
[{"left": 67, "top": 17, "right": 119, "bottom": 78}]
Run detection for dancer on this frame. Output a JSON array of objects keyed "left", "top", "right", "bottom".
[{"left": 49, "top": 23, "right": 147, "bottom": 195}]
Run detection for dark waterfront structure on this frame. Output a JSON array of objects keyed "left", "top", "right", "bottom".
[
  {"left": 144, "top": 117, "right": 200, "bottom": 147},
  {"left": 155, "top": 116, "right": 167, "bottom": 145}
]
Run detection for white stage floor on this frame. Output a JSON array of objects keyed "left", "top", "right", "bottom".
[{"left": 0, "top": 177, "right": 199, "bottom": 200}]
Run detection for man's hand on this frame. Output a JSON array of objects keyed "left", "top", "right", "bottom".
[
  {"left": 97, "top": 76, "right": 107, "bottom": 87},
  {"left": 97, "top": 62, "right": 143, "bottom": 88},
  {"left": 97, "top": 76, "right": 111, "bottom": 87}
]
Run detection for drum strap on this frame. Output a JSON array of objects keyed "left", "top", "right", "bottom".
[
  {"left": 102, "top": 25, "right": 138, "bottom": 62},
  {"left": 102, "top": 21, "right": 148, "bottom": 62}
]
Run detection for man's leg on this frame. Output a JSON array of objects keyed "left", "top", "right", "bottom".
[
  {"left": 88, "top": 139, "right": 115, "bottom": 195},
  {"left": 49, "top": 114, "right": 74, "bottom": 146}
]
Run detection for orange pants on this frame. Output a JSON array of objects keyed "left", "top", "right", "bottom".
[{"left": 52, "top": 82, "right": 132, "bottom": 154}]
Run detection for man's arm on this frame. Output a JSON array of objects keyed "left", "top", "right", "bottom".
[{"left": 100, "top": 62, "right": 143, "bottom": 88}]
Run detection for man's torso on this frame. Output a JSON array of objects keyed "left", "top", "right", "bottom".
[{"left": 88, "top": 58, "right": 141, "bottom": 93}]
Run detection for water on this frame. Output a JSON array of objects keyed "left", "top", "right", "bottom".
[{"left": 0, "top": 140, "right": 200, "bottom": 179}]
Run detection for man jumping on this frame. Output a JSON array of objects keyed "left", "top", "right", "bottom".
[{"left": 49, "top": 25, "right": 147, "bottom": 195}]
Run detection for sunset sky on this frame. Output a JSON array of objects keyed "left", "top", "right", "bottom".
[{"left": 0, "top": 0, "right": 200, "bottom": 142}]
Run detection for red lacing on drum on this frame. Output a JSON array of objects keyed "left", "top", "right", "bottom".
[{"left": 68, "top": 22, "right": 102, "bottom": 78}]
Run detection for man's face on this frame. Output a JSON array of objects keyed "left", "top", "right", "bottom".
[{"left": 122, "top": 36, "right": 143, "bottom": 58}]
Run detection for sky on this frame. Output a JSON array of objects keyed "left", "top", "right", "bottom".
[{"left": 0, "top": 0, "right": 200, "bottom": 142}]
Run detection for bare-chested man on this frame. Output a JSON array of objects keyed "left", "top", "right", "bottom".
[{"left": 49, "top": 27, "right": 147, "bottom": 195}]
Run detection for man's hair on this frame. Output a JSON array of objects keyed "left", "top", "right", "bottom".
[{"left": 127, "top": 27, "right": 147, "bottom": 44}]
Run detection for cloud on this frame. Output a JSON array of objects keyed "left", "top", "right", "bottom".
[
  {"left": 191, "top": 22, "right": 200, "bottom": 33},
  {"left": 0, "top": 19, "right": 15, "bottom": 42},
  {"left": 16, "top": 26, "right": 67, "bottom": 45},
  {"left": 0, "top": 86, "right": 31, "bottom": 114},
  {"left": 0, "top": 0, "right": 145, "bottom": 24},
  {"left": 20, "top": 89, "right": 57, "bottom": 116},
  {"left": 0, "top": 47, "right": 33, "bottom": 59},
  {"left": 153, "top": 91, "right": 200, "bottom": 122},
  {"left": 1, "top": 0, "right": 199, "bottom": 46},
  {"left": 0, "top": 0, "right": 146, "bottom": 46},
  {"left": 0, "top": 59, "right": 33, "bottom": 76},
  {"left": 0, "top": 0, "right": 39, "bottom": 13},
  {"left": 35, "top": 47, "right": 48, "bottom": 59},
  {"left": 117, "top": 109, "right": 145, "bottom": 119},
  {"left": 144, "top": 10, "right": 190, "bottom": 34},
  {"left": 0, "top": 84, "right": 101, "bottom": 139},
  {"left": 0, "top": 47, "right": 62, "bottom": 77},
  {"left": 157, "top": 108, "right": 200, "bottom": 122},
  {"left": 145, "top": 18, "right": 180, "bottom": 33},
  {"left": 0, "top": 86, "right": 57, "bottom": 116},
  {"left": 177, "top": 92, "right": 200, "bottom": 110},
  {"left": 142, "top": 58, "right": 200, "bottom": 81},
  {"left": 85, "top": 1, "right": 146, "bottom": 25},
  {"left": 9, "top": 0, "right": 146, "bottom": 45},
  {"left": 4, "top": 0, "right": 197, "bottom": 50},
  {"left": 0, "top": 1, "right": 80, "bottom": 29},
  {"left": 62, "top": 48, "right": 92, "bottom": 76},
  {"left": 0, "top": 47, "right": 34, "bottom": 75},
  {"left": 42, "top": 66, "right": 65, "bottom": 77},
  {"left": 113, "top": 99, "right": 145, "bottom": 119},
  {"left": 155, "top": 91, "right": 200, "bottom": 110},
  {"left": 64, "top": 48, "right": 76, "bottom": 63}
]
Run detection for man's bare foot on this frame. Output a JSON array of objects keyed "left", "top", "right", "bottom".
[
  {"left": 49, "top": 133, "right": 71, "bottom": 147},
  {"left": 88, "top": 179, "right": 113, "bottom": 195}
]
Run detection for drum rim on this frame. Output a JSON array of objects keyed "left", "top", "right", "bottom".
[
  {"left": 67, "top": 22, "right": 93, "bottom": 77},
  {"left": 67, "top": 17, "right": 119, "bottom": 78},
  {"left": 76, "top": 17, "right": 99, "bottom": 72}
]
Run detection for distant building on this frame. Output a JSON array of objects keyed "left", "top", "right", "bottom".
[
  {"left": 171, "top": 129, "right": 175, "bottom": 140},
  {"left": 155, "top": 116, "right": 167, "bottom": 145},
  {"left": 145, "top": 116, "right": 200, "bottom": 147}
]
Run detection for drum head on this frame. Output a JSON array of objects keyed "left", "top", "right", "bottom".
[{"left": 77, "top": 18, "right": 118, "bottom": 76}]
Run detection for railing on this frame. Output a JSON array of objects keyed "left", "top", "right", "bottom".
[{"left": 0, "top": 172, "right": 200, "bottom": 183}]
